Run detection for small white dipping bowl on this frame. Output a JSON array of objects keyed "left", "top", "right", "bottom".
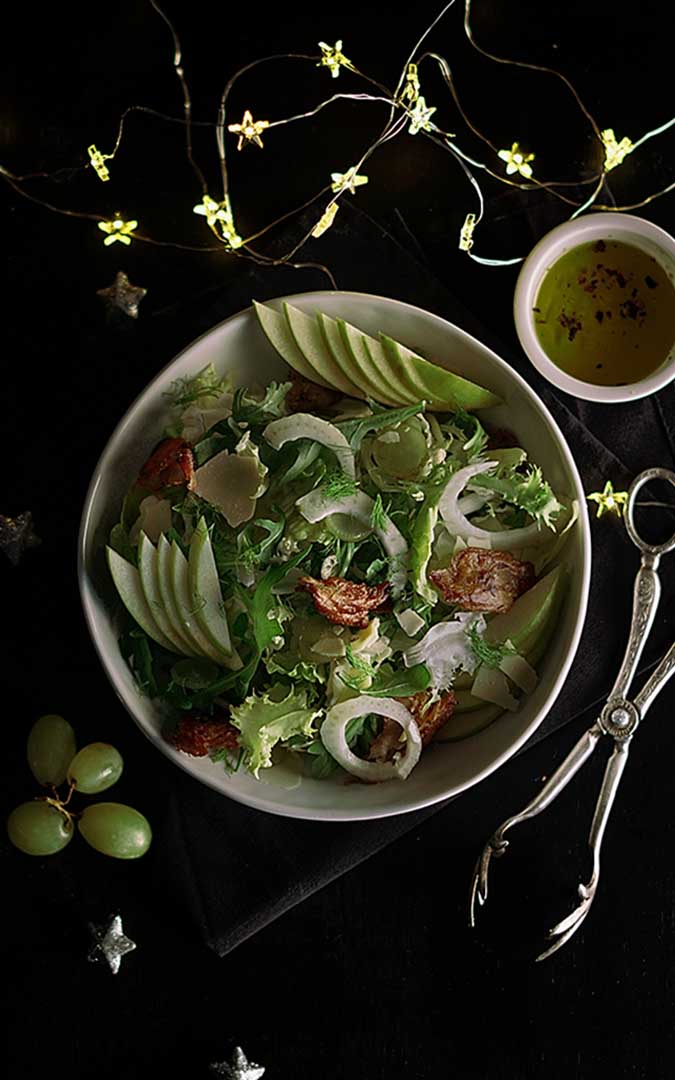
[
  {"left": 79, "top": 291, "right": 591, "bottom": 822},
  {"left": 514, "top": 212, "right": 675, "bottom": 404}
]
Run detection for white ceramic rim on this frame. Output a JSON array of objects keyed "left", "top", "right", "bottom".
[
  {"left": 78, "top": 290, "right": 592, "bottom": 821},
  {"left": 513, "top": 212, "right": 675, "bottom": 404}
]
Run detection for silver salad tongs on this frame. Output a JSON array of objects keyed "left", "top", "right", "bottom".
[{"left": 469, "top": 466, "right": 675, "bottom": 960}]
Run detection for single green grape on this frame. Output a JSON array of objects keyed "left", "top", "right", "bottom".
[
  {"left": 67, "top": 742, "right": 124, "bottom": 794},
  {"left": 27, "top": 714, "right": 77, "bottom": 787},
  {"left": 78, "top": 803, "right": 152, "bottom": 859},
  {"left": 7, "top": 801, "right": 74, "bottom": 856}
]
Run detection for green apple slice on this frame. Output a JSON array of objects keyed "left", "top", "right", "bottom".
[
  {"left": 379, "top": 333, "right": 502, "bottom": 412},
  {"left": 253, "top": 300, "right": 332, "bottom": 388},
  {"left": 435, "top": 702, "right": 503, "bottom": 742},
  {"left": 283, "top": 302, "right": 364, "bottom": 399},
  {"left": 137, "top": 533, "right": 196, "bottom": 655},
  {"left": 317, "top": 312, "right": 388, "bottom": 403},
  {"left": 167, "top": 540, "right": 231, "bottom": 663},
  {"left": 484, "top": 564, "right": 566, "bottom": 654},
  {"left": 188, "top": 517, "right": 233, "bottom": 657},
  {"left": 106, "top": 546, "right": 178, "bottom": 653},
  {"left": 156, "top": 535, "right": 199, "bottom": 655},
  {"left": 362, "top": 334, "right": 421, "bottom": 406},
  {"left": 324, "top": 315, "right": 398, "bottom": 405}
]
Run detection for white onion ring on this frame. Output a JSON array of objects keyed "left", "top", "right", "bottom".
[
  {"left": 321, "top": 695, "right": 422, "bottom": 782},
  {"left": 439, "top": 461, "right": 551, "bottom": 550}
]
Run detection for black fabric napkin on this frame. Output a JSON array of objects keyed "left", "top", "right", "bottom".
[{"left": 146, "top": 202, "right": 674, "bottom": 956}]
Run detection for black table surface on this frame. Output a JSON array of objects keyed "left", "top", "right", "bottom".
[{"left": 4, "top": 4, "right": 675, "bottom": 1078}]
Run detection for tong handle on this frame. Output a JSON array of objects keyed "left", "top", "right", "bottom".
[
  {"left": 608, "top": 563, "right": 661, "bottom": 706},
  {"left": 491, "top": 723, "right": 603, "bottom": 848}
]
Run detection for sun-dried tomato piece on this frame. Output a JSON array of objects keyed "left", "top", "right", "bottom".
[
  {"left": 166, "top": 712, "right": 240, "bottom": 757},
  {"left": 485, "top": 425, "right": 520, "bottom": 450},
  {"left": 137, "top": 437, "right": 195, "bottom": 492},
  {"left": 285, "top": 373, "right": 342, "bottom": 414},
  {"left": 430, "top": 548, "right": 534, "bottom": 614},
  {"left": 368, "top": 689, "right": 456, "bottom": 763},
  {"left": 297, "top": 576, "right": 390, "bottom": 628}
]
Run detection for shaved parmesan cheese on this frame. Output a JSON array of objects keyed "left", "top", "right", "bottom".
[
  {"left": 395, "top": 608, "right": 426, "bottom": 637},
  {"left": 192, "top": 450, "right": 262, "bottom": 527},
  {"left": 180, "top": 392, "right": 233, "bottom": 442},
  {"left": 472, "top": 664, "right": 519, "bottom": 711},
  {"left": 499, "top": 652, "right": 538, "bottom": 694},
  {"left": 129, "top": 495, "right": 172, "bottom": 545}
]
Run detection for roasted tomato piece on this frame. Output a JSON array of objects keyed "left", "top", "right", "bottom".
[
  {"left": 166, "top": 712, "right": 240, "bottom": 757},
  {"left": 137, "top": 437, "right": 195, "bottom": 492},
  {"left": 297, "top": 576, "right": 390, "bottom": 628},
  {"left": 429, "top": 547, "right": 534, "bottom": 614},
  {"left": 285, "top": 373, "right": 342, "bottom": 414},
  {"left": 368, "top": 690, "right": 456, "bottom": 763},
  {"left": 485, "top": 425, "right": 520, "bottom": 450}
]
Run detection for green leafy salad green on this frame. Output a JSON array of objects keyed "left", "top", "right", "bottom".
[{"left": 106, "top": 352, "right": 576, "bottom": 786}]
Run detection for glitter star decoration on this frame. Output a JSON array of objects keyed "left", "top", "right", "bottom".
[
  {"left": 87, "top": 144, "right": 111, "bottom": 182},
  {"left": 408, "top": 96, "right": 436, "bottom": 135},
  {"left": 227, "top": 110, "right": 270, "bottom": 150},
  {"left": 0, "top": 511, "right": 41, "bottom": 565},
  {"left": 498, "top": 142, "right": 535, "bottom": 179},
  {"left": 96, "top": 271, "right": 147, "bottom": 318},
  {"left": 459, "top": 212, "right": 477, "bottom": 252},
  {"left": 97, "top": 217, "right": 138, "bottom": 246},
  {"left": 330, "top": 166, "right": 368, "bottom": 195},
  {"left": 193, "top": 194, "right": 242, "bottom": 249},
  {"left": 88, "top": 915, "right": 137, "bottom": 975},
  {"left": 587, "top": 480, "right": 628, "bottom": 518},
  {"left": 210, "top": 1047, "right": 265, "bottom": 1080},
  {"left": 311, "top": 201, "right": 339, "bottom": 237},
  {"left": 601, "top": 128, "right": 634, "bottom": 171},
  {"left": 317, "top": 40, "right": 352, "bottom": 78}
]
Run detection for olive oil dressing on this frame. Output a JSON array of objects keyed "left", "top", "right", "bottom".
[{"left": 533, "top": 239, "right": 675, "bottom": 385}]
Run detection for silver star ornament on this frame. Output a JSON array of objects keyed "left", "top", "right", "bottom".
[
  {"left": 210, "top": 1046, "right": 265, "bottom": 1080},
  {"left": 96, "top": 270, "right": 147, "bottom": 318},
  {"left": 88, "top": 914, "right": 137, "bottom": 974}
]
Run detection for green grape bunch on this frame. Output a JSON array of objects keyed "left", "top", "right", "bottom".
[{"left": 7, "top": 715, "right": 152, "bottom": 860}]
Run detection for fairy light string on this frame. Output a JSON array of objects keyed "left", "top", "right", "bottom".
[{"left": 1, "top": 0, "right": 673, "bottom": 277}]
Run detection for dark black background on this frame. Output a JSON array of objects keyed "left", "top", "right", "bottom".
[{"left": 3, "top": 3, "right": 674, "bottom": 1078}]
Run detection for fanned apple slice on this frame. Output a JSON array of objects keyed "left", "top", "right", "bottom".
[
  {"left": 137, "top": 532, "right": 196, "bottom": 655},
  {"left": 106, "top": 546, "right": 178, "bottom": 653},
  {"left": 332, "top": 316, "right": 402, "bottom": 405},
  {"left": 188, "top": 517, "right": 233, "bottom": 657},
  {"left": 283, "top": 302, "right": 364, "bottom": 399},
  {"left": 253, "top": 300, "right": 332, "bottom": 388},
  {"left": 379, "top": 333, "right": 501, "bottom": 411}
]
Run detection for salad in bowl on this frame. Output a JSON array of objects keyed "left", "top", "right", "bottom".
[{"left": 99, "top": 298, "right": 579, "bottom": 795}]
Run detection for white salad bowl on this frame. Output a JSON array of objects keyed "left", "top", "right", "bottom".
[{"left": 78, "top": 291, "right": 591, "bottom": 821}]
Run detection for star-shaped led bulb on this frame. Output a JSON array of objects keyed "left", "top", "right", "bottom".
[
  {"left": 97, "top": 217, "right": 138, "bottom": 246},
  {"left": 317, "top": 40, "right": 352, "bottom": 78},
  {"left": 330, "top": 166, "right": 368, "bottom": 195},
  {"left": 408, "top": 96, "right": 436, "bottom": 135},
  {"left": 497, "top": 142, "right": 535, "bottom": 178},
  {"left": 227, "top": 110, "right": 270, "bottom": 150},
  {"left": 587, "top": 480, "right": 628, "bottom": 519},
  {"left": 601, "top": 128, "right": 634, "bottom": 171}
]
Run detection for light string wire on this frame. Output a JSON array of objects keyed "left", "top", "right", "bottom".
[{"left": 1, "top": 0, "right": 673, "bottom": 277}]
